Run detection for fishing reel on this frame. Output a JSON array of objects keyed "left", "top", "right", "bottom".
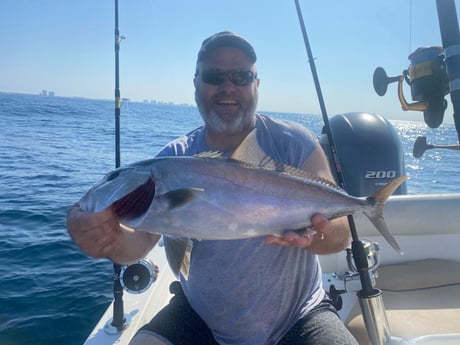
[
  {"left": 119, "top": 259, "right": 159, "bottom": 294},
  {"left": 346, "top": 240, "right": 381, "bottom": 278},
  {"left": 327, "top": 240, "right": 381, "bottom": 311},
  {"left": 105, "top": 259, "right": 159, "bottom": 335},
  {"left": 373, "top": 46, "right": 449, "bottom": 128}
]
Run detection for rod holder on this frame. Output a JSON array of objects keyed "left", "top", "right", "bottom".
[{"left": 358, "top": 289, "right": 391, "bottom": 345}]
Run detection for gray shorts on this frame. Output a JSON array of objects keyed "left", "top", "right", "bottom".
[{"left": 134, "top": 281, "right": 358, "bottom": 345}]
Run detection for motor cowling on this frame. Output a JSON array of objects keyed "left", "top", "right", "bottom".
[{"left": 320, "top": 112, "right": 407, "bottom": 197}]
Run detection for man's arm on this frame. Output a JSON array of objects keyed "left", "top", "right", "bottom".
[{"left": 67, "top": 203, "right": 160, "bottom": 264}]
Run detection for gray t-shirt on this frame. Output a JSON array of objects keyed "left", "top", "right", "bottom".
[{"left": 157, "top": 114, "right": 325, "bottom": 345}]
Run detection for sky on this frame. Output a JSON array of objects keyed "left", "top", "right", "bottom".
[{"left": 1, "top": 0, "right": 458, "bottom": 123}]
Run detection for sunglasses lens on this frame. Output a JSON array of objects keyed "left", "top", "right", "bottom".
[
  {"left": 229, "top": 71, "right": 255, "bottom": 86},
  {"left": 201, "top": 70, "right": 255, "bottom": 86},
  {"left": 201, "top": 70, "right": 225, "bottom": 85}
]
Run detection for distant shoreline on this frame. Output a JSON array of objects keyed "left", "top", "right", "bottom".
[{"left": 0, "top": 90, "right": 196, "bottom": 108}]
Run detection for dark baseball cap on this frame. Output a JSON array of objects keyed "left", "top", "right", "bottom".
[{"left": 197, "top": 31, "right": 257, "bottom": 63}]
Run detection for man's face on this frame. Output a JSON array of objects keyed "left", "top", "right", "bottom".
[{"left": 194, "top": 46, "right": 259, "bottom": 135}]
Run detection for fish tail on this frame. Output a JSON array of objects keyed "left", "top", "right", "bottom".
[{"left": 363, "top": 176, "right": 407, "bottom": 255}]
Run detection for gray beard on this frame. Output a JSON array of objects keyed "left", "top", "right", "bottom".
[
  {"left": 195, "top": 88, "right": 259, "bottom": 135},
  {"left": 201, "top": 109, "right": 254, "bottom": 135}
]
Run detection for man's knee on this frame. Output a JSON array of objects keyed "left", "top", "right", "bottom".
[{"left": 128, "top": 330, "right": 174, "bottom": 345}]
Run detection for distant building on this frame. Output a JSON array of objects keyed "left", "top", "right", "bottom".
[{"left": 39, "top": 90, "right": 55, "bottom": 96}]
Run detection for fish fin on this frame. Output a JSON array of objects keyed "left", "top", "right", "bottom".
[
  {"left": 230, "top": 129, "right": 341, "bottom": 188},
  {"left": 280, "top": 166, "right": 341, "bottom": 189},
  {"left": 162, "top": 188, "right": 204, "bottom": 209},
  {"left": 230, "top": 129, "right": 279, "bottom": 169},
  {"left": 363, "top": 176, "right": 408, "bottom": 255},
  {"left": 194, "top": 151, "right": 225, "bottom": 159},
  {"left": 192, "top": 129, "right": 277, "bottom": 168},
  {"left": 163, "top": 237, "right": 193, "bottom": 279},
  {"left": 193, "top": 128, "right": 339, "bottom": 188}
]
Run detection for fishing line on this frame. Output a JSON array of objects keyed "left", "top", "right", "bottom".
[
  {"left": 408, "top": 0, "right": 413, "bottom": 55},
  {"left": 381, "top": 281, "right": 460, "bottom": 293}
]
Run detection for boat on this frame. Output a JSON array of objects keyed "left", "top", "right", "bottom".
[{"left": 82, "top": 1, "right": 460, "bottom": 344}]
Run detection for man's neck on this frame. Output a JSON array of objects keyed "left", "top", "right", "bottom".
[{"left": 205, "top": 127, "right": 253, "bottom": 153}]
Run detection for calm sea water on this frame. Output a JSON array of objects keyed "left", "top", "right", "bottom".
[{"left": 0, "top": 92, "right": 459, "bottom": 345}]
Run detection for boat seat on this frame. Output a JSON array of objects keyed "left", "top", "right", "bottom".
[{"left": 345, "top": 259, "right": 460, "bottom": 344}]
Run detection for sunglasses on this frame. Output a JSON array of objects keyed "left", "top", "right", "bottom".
[{"left": 200, "top": 69, "right": 257, "bottom": 86}]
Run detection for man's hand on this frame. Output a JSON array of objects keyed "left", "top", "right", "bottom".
[
  {"left": 264, "top": 214, "right": 334, "bottom": 249},
  {"left": 67, "top": 204, "right": 123, "bottom": 259}
]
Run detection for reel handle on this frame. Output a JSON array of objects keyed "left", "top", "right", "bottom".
[
  {"left": 373, "top": 67, "right": 429, "bottom": 111},
  {"left": 373, "top": 67, "right": 399, "bottom": 96}
]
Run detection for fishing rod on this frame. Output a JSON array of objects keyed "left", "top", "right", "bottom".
[
  {"left": 110, "top": 0, "right": 156, "bottom": 333},
  {"left": 373, "top": 1, "right": 460, "bottom": 149},
  {"left": 293, "top": 0, "right": 374, "bottom": 291},
  {"left": 437, "top": 0, "right": 460, "bottom": 144},
  {"left": 294, "top": 2, "right": 391, "bottom": 344},
  {"left": 111, "top": 0, "right": 125, "bottom": 333},
  {"left": 115, "top": 0, "right": 121, "bottom": 169}
]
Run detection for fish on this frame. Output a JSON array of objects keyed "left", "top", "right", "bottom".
[{"left": 78, "top": 129, "right": 406, "bottom": 255}]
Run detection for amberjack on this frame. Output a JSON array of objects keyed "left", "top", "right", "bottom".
[{"left": 78, "top": 129, "right": 406, "bottom": 254}]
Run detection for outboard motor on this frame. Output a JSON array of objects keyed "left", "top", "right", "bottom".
[{"left": 320, "top": 112, "right": 407, "bottom": 197}]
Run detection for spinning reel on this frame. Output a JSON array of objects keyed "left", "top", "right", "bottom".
[
  {"left": 373, "top": 1, "right": 460, "bottom": 155},
  {"left": 373, "top": 46, "right": 449, "bottom": 129},
  {"left": 374, "top": 39, "right": 460, "bottom": 157}
]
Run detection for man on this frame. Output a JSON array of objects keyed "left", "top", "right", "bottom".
[{"left": 67, "top": 31, "right": 357, "bottom": 345}]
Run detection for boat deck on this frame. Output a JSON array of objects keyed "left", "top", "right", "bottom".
[{"left": 346, "top": 259, "right": 460, "bottom": 343}]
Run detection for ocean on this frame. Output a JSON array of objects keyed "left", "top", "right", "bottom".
[{"left": 0, "top": 92, "right": 459, "bottom": 345}]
